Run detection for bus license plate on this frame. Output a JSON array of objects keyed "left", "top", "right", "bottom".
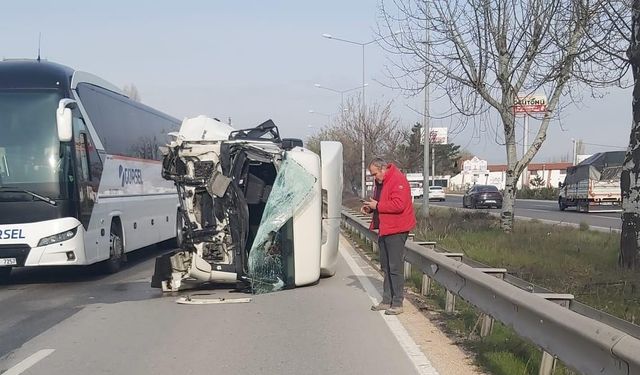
[
  {"left": 485, "top": 200, "right": 496, "bottom": 203},
  {"left": 0, "top": 258, "right": 17, "bottom": 266}
]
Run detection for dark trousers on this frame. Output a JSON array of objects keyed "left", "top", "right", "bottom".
[{"left": 378, "top": 232, "right": 408, "bottom": 307}]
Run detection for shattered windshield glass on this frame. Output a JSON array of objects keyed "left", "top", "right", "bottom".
[{"left": 248, "top": 156, "right": 317, "bottom": 294}]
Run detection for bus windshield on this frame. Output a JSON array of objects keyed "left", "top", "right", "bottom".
[{"left": 0, "top": 90, "right": 67, "bottom": 200}]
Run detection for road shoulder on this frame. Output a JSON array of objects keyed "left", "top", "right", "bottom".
[{"left": 340, "top": 234, "right": 485, "bottom": 375}]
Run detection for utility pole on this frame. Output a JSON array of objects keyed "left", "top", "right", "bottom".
[
  {"left": 420, "top": 14, "right": 430, "bottom": 218},
  {"left": 523, "top": 115, "right": 529, "bottom": 187},
  {"left": 571, "top": 138, "right": 577, "bottom": 165},
  {"left": 432, "top": 146, "right": 435, "bottom": 185}
]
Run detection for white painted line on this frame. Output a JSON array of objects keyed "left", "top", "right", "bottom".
[
  {"left": 3, "top": 349, "right": 55, "bottom": 375},
  {"left": 525, "top": 208, "right": 620, "bottom": 221},
  {"left": 338, "top": 237, "right": 439, "bottom": 375}
]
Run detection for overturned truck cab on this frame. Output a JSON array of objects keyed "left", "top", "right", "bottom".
[{"left": 151, "top": 116, "right": 343, "bottom": 293}]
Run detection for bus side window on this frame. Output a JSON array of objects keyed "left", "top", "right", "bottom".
[{"left": 77, "top": 133, "right": 90, "bottom": 181}]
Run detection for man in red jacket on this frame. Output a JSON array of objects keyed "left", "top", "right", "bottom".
[{"left": 361, "top": 158, "right": 416, "bottom": 315}]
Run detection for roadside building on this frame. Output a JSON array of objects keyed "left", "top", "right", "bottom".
[{"left": 449, "top": 157, "right": 571, "bottom": 190}]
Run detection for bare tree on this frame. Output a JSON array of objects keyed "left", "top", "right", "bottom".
[
  {"left": 307, "top": 97, "right": 404, "bottom": 194},
  {"left": 123, "top": 84, "right": 141, "bottom": 102},
  {"left": 622, "top": 0, "right": 640, "bottom": 268},
  {"left": 379, "top": 0, "right": 628, "bottom": 232}
]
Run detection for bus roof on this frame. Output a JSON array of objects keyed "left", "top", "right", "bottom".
[
  {"left": 0, "top": 59, "right": 75, "bottom": 91},
  {"left": 0, "top": 59, "right": 125, "bottom": 97}
]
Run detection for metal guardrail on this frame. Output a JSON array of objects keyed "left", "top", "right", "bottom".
[{"left": 341, "top": 208, "right": 640, "bottom": 375}]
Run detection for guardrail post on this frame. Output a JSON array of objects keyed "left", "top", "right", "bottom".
[
  {"left": 534, "top": 294, "right": 574, "bottom": 375},
  {"left": 414, "top": 241, "right": 437, "bottom": 249},
  {"left": 412, "top": 242, "right": 438, "bottom": 296},
  {"left": 476, "top": 268, "right": 507, "bottom": 337},
  {"left": 421, "top": 274, "right": 431, "bottom": 296},
  {"left": 441, "top": 253, "right": 464, "bottom": 314},
  {"left": 404, "top": 261, "right": 412, "bottom": 281},
  {"left": 445, "top": 291, "right": 456, "bottom": 313}
]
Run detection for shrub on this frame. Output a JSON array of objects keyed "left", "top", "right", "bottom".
[{"left": 517, "top": 187, "right": 559, "bottom": 200}]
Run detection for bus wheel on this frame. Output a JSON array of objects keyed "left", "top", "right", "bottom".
[
  {"left": 104, "top": 221, "right": 124, "bottom": 274},
  {"left": 0, "top": 267, "right": 11, "bottom": 283}
]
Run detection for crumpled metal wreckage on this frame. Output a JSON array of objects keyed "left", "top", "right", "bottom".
[{"left": 151, "top": 116, "right": 343, "bottom": 294}]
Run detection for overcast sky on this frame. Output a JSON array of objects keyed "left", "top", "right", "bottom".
[{"left": 1, "top": 0, "right": 631, "bottom": 163}]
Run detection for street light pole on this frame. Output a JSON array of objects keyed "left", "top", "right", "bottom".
[
  {"left": 361, "top": 44, "right": 366, "bottom": 198},
  {"left": 322, "top": 31, "right": 402, "bottom": 199}
]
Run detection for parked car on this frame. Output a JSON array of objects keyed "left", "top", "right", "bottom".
[
  {"left": 428, "top": 185, "right": 446, "bottom": 201},
  {"left": 462, "top": 185, "right": 503, "bottom": 209}
]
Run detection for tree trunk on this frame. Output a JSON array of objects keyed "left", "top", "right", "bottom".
[
  {"left": 501, "top": 171, "right": 517, "bottom": 233},
  {"left": 621, "top": 0, "right": 640, "bottom": 268}
]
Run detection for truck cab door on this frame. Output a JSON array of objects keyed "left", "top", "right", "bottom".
[{"left": 319, "top": 141, "right": 343, "bottom": 276}]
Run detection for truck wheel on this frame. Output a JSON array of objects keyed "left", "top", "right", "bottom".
[
  {"left": 576, "top": 201, "right": 589, "bottom": 213},
  {"left": 171, "top": 210, "right": 184, "bottom": 249},
  {"left": 103, "top": 221, "right": 124, "bottom": 274},
  {"left": 558, "top": 198, "right": 566, "bottom": 211}
]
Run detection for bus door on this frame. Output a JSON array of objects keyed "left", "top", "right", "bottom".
[{"left": 72, "top": 115, "right": 102, "bottom": 261}]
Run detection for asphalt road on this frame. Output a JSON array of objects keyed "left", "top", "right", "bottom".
[
  {"left": 0, "top": 241, "right": 431, "bottom": 375},
  {"left": 428, "top": 195, "right": 621, "bottom": 231}
]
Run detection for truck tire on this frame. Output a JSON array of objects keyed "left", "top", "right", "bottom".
[
  {"left": 577, "top": 201, "right": 589, "bottom": 213},
  {"left": 169, "top": 210, "right": 184, "bottom": 249}
]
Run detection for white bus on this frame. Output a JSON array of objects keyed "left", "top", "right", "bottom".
[
  {"left": 151, "top": 116, "right": 343, "bottom": 292},
  {"left": 0, "top": 60, "right": 181, "bottom": 280}
]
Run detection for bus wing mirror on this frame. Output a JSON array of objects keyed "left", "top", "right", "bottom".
[{"left": 56, "top": 99, "right": 76, "bottom": 142}]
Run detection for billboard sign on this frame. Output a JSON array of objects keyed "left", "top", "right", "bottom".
[
  {"left": 421, "top": 127, "right": 448, "bottom": 144},
  {"left": 514, "top": 95, "right": 547, "bottom": 114}
]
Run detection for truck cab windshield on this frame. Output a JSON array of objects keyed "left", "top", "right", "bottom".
[{"left": 0, "top": 90, "right": 67, "bottom": 200}]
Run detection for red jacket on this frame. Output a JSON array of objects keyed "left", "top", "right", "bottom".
[{"left": 370, "top": 163, "right": 416, "bottom": 236}]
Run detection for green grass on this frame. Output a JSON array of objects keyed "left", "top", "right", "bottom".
[
  {"left": 414, "top": 207, "right": 640, "bottom": 323},
  {"left": 416, "top": 281, "right": 578, "bottom": 375}
]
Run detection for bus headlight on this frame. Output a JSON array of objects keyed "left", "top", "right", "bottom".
[{"left": 37, "top": 227, "right": 78, "bottom": 247}]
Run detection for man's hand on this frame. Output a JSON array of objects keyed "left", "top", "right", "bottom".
[
  {"left": 360, "top": 205, "right": 372, "bottom": 215},
  {"left": 362, "top": 198, "right": 378, "bottom": 211}
]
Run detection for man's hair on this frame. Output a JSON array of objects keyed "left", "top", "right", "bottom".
[{"left": 368, "top": 157, "right": 387, "bottom": 169}]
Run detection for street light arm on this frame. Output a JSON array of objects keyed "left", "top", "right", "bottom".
[
  {"left": 322, "top": 34, "right": 364, "bottom": 46},
  {"left": 315, "top": 85, "right": 342, "bottom": 94},
  {"left": 323, "top": 30, "right": 403, "bottom": 47},
  {"left": 343, "top": 83, "right": 367, "bottom": 93},
  {"left": 315, "top": 83, "right": 368, "bottom": 94}
]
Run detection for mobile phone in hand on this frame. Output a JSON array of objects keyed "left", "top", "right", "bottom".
[{"left": 359, "top": 198, "right": 367, "bottom": 203}]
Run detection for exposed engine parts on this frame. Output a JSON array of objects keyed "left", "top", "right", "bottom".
[{"left": 151, "top": 116, "right": 324, "bottom": 293}]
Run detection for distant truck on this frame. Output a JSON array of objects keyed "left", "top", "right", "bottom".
[
  {"left": 558, "top": 151, "right": 624, "bottom": 213},
  {"left": 406, "top": 173, "right": 424, "bottom": 199}
]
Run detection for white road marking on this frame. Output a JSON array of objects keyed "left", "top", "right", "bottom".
[
  {"left": 529, "top": 204, "right": 554, "bottom": 209},
  {"left": 3, "top": 349, "right": 55, "bottom": 375},
  {"left": 526, "top": 208, "right": 620, "bottom": 221},
  {"left": 338, "top": 237, "right": 439, "bottom": 375}
]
